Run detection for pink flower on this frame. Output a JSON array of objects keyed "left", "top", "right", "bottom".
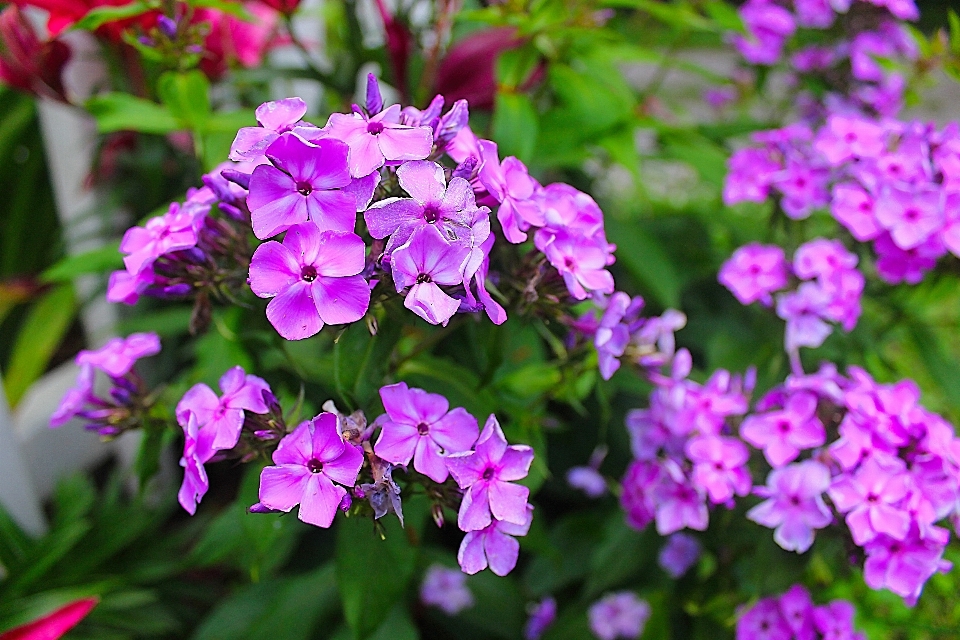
[
  {"left": 229, "top": 97, "right": 307, "bottom": 161},
  {"left": 740, "top": 391, "right": 826, "bottom": 467},
  {"left": 390, "top": 224, "right": 469, "bottom": 326},
  {"left": 747, "top": 461, "right": 833, "bottom": 553},
  {"left": 75, "top": 332, "right": 161, "bottom": 378},
  {"left": 373, "top": 382, "right": 479, "bottom": 482},
  {"left": 686, "top": 435, "right": 752, "bottom": 504},
  {"left": 457, "top": 505, "right": 533, "bottom": 576},
  {"left": 175, "top": 366, "right": 271, "bottom": 452},
  {"left": 719, "top": 243, "right": 789, "bottom": 306},
  {"left": 828, "top": 457, "right": 912, "bottom": 545},
  {"left": 257, "top": 413, "right": 364, "bottom": 528},
  {"left": 477, "top": 140, "right": 543, "bottom": 243}
]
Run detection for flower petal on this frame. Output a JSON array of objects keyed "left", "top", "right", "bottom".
[
  {"left": 259, "top": 464, "right": 310, "bottom": 511},
  {"left": 488, "top": 480, "right": 530, "bottom": 525},
  {"left": 248, "top": 241, "right": 300, "bottom": 297},
  {"left": 312, "top": 275, "right": 371, "bottom": 326},
  {"left": 374, "top": 420, "right": 419, "bottom": 466},
  {"left": 307, "top": 190, "right": 358, "bottom": 233},
  {"left": 396, "top": 160, "right": 446, "bottom": 205},
  {"left": 458, "top": 482, "right": 492, "bottom": 531},
  {"left": 266, "top": 283, "right": 323, "bottom": 340},
  {"left": 298, "top": 474, "right": 346, "bottom": 527}
]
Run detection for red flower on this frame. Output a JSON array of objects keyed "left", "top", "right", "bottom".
[
  {"left": 12, "top": 0, "right": 145, "bottom": 38},
  {"left": 254, "top": 0, "right": 302, "bottom": 15},
  {"left": 0, "top": 5, "right": 71, "bottom": 101},
  {"left": 0, "top": 597, "right": 98, "bottom": 640}
]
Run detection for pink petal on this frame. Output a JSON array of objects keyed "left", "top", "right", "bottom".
[
  {"left": 273, "top": 421, "right": 314, "bottom": 465},
  {"left": 255, "top": 97, "right": 307, "bottom": 130},
  {"left": 314, "top": 231, "right": 366, "bottom": 277},
  {"left": 324, "top": 443, "right": 364, "bottom": 487},
  {"left": 378, "top": 126, "right": 434, "bottom": 161},
  {"left": 249, "top": 241, "right": 300, "bottom": 297},
  {"left": 414, "top": 437, "right": 450, "bottom": 482},
  {"left": 404, "top": 282, "right": 461, "bottom": 326},
  {"left": 298, "top": 474, "right": 346, "bottom": 528},
  {"left": 259, "top": 464, "right": 310, "bottom": 511},
  {"left": 176, "top": 383, "right": 219, "bottom": 426},
  {"left": 348, "top": 133, "right": 385, "bottom": 178},
  {"left": 488, "top": 480, "right": 530, "bottom": 524},
  {"left": 497, "top": 445, "right": 534, "bottom": 481},
  {"left": 374, "top": 420, "right": 419, "bottom": 466},
  {"left": 309, "top": 413, "right": 346, "bottom": 460},
  {"left": 364, "top": 198, "right": 423, "bottom": 239},
  {"left": 457, "top": 531, "right": 488, "bottom": 575},
  {"left": 208, "top": 409, "right": 245, "bottom": 451},
  {"left": 445, "top": 450, "right": 486, "bottom": 489},
  {"left": 266, "top": 283, "right": 323, "bottom": 340},
  {"left": 396, "top": 160, "right": 446, "bottom": 205},
  {"left": 306, "top": 190, "right": 358, "bottom": 233},
  {"left": 230, "top": 127, "right": 277, "bottom": 161},
  {"left": 430, "top": 407, "right": 479, "bottom": 454},
  {"left": 282, "top": 222, "right": 323, "bottom": 266},
  {"left": 312, "top": 275, "right": 370, "bottom": 326},
  {"left": 484, "top": 528, "right": 521, "bottom": 576},
  {"left": 249, "top": 165, "right": 307, "bottom": 239},
  {"left": 458, "top": 482, "right": 492, "bottom": 531}
]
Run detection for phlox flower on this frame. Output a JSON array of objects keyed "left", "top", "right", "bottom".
[
  {"left": 446, "top": 414, "right": 534, "bottom": 531},
  {"left": 175, "top": 366, "right": 270, "bottom": 452},
  {"left": 457, "top": 505, "right": 533, "bottom": 576},
  {"left": 229, "top": 97, "right": 308, "bottom": 161},
  {"left": 653, "top": 461, "right": 709, "bottom": 535},
  {"left": 420, "top": 564, "right": 474, "bottom": 614},
  {"left": 747, "top": 460, "right": 833, "bottom": 553},
  {"left": 177, "top": 412, "right": 213, "bottom": 515},
  {"left": 373, "top": 382, "right": 479, "bottom": 482},
  {"left": 686, "top": 435, "right": 752, "bottom": 504},
  {"left": 740, "top": 391, "right": 826, "bottom": 467},
  {"left": 535, "top": 229, "right": 615, "bottom": 300},
  {"left": 828, "top": 457, "right": 912, "bottom": 545},
  {"left": 524, "top": 597, "right": 557, "bottom": 640},
  {"left": 658, "top": 532, "right": 701, "bottom": 579},
  {"left": 257, "top": 413, "right": 364, "bottom": 527},
  {"left": 75, "top": 332, "right": 161, "bottom": 378},
  {"left": 248, "top": 222, "right": 370, "bottom": 340},
  {"left": 718, "top": 243, "right": 789, "bottom": 306},
  {"left": 874, "top": 188, "right": 943, "bottom": 251},
  {"left": 778, "top": 584, "right": 816, "bottom": 640},
  {"left": 390, "top": 224, "right": 469, "bottom": 326},
  {"left": 588, "top": 592, "right": 651, "bottom": 640},
  {"left": 736, "top": 597, "right": 792, "bottom": 640},
  {"left": 863, "top": 526, "right": 951, "bottom": 605},
  {"left": 119, "top": 203, "right": 203, "bottom": 275},
  {"left": 731, "top": 0, "right": 796, "bottom": 66},
  {"left": 477, "top": 140, "right": 543, "bottom": 243}
]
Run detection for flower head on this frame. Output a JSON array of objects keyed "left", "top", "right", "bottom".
[
  {"left": 747, "top": 461, "right": 833, "bottom": 553},
  {"left": 390, "top": 224, "right": 470, "bottom": 326},
  {"left": 588, "top": 592, "right": 651, "bottom": 640}
]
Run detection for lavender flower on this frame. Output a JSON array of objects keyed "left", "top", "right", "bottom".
[
  {"left": 588, "top": 592, "right": 651, "bottom": 640},
  {"left": 658, "top": 533, "right": 701, "bottom": 579},
  {"left": 230, "top": 97, "right": 308, "bottom": 161},
  {"left": 525, "top": 597, "right": 557, "bottom": 640},
  {"left": 457, "top": 505, "right": 533, "bottom": 576},
  {"left": 390, "top": 225, "right": 469, "bottom": 326},
  {"left": 420, "top": 564, "right": 474, "bottom": 614},
  {"left": 747, "top": 461, "right": 833, "bottom": 553}
]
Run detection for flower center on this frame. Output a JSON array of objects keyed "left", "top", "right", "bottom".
[
  {"left": 904, "top": 208, "right": 921, "bottom": 222},
  {"left": 301, "top": 265, "right": 318, "bottom": 282},
  {"left": 423, "top": 204, "right": 440, "bottom": 223},
  {"left": 296, "top": 181, "right": 313, "bottom": 196},
  {"left": 417, "top": 422, "right": 430, "bottom": 435},
  {"left": 367, "top": 121, "right": 385, "bottom": 135},
  {"left": 307, "top": 458, "right": 324, "bottom": 473},
  {"left": 482, "top": 467, "right": 495, "bottom": 480},
  {"left": 416, "top": 273, "right": 432, "bottom": 284},
  {"left": 789, "top": 495, "right": 801, "bottom": 506},
  {"left": 563, "top": 257, "right": 575, "bottom": 270}
]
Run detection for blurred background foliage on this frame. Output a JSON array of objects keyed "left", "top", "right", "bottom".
[{"left": 2, "top": 0, "right": 960, "bottom": 638}]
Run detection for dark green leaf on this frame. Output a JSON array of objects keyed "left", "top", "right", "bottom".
[
  {"left": 492, "top": 93, "right": 538, "bottom": 164},
  {"left": 40, "top": 242, "right": 122, "bottom": 283},
  {"left": 156, "top": 71, "right": 211, "bottom": 131},
  {"left": 85, "top": 94, "right": 180, "bottom": 134},
  {"left": 605, "top": 217, "right": 683, "bottom": 308}
]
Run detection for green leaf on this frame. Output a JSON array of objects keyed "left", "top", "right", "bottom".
[
  {"left": 333, "top": 319, "right": 402, "bottom": 409},
  {"left": 492, "top": 93, "right": 538, "bottom": 164},
  {"left": 191, "top": 565, "right": 338, "bottom": 640},
  {"left": 156, "top": 70, "right": 211, "bottom": 131},
  {"left": 496, "top": 44, "right": 541, "bottom": 90},
  {"left": 3, "top": 284, "right": 77, "bottom": 408},
  {"left": 605, "top": 217, "right": 683, "bottom": 308},
  {"left": 71, "top": 1, "right": 152, "bottom": 31},
  {"left": 336, "top": 515, "right": 417, "bottom": 639},
  {"left": 134, "top": 423, "right": 175, "bottom": 491},
  {"left": 40, "top": 242, "right": 122, "bottom": 283},
  {"left": 703, "top": 0, "right": 745, "bottom": 33},
  {"left": 85, "top": 94, "right": 180, "bottom": 134},
  {"left": 191, "top": 0, "right": 253, "bottom": 19}
]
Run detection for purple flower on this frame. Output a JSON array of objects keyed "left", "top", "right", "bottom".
[
  {"left": 567, "top": 466, "right": 607, "bottom": 498},
  {"left": 863, "top": 527, "right": 951, "bottom": 605},
  {"left": 588, "top": 592, "right": 651, "bottom": 640},
  {"left": 654, "top": 461, "right": 709, "bottom": 535},
  {"left": 446, "top": 414, "right": 534, "bottom": 531},
  {"left": 373, "top": 382, "right": 479, "bottom": 482},
  {"left": 775, "top": 158, "right": 830, "bottom": 220},
  {"left": 828, "top": 457, "right": 911, "bottom": 545},
  {"left": 50, "top": 365, "right": 94, "bottom": 428},
  {"left": 76, "top": 332, "right": 161, "bottom": 378},
  {"left": 731, "top": 0, "right": 796, "bottom": 65},
  {"left": 658, "top": 533, "right": 701, "bottom": 579},
  {"left": 390, "top": 224, "right": 469, "bottom": 326},
  {"left": 364, "top": 160, "right": 490, "bottom": 259},
  {"left": 874, "top": 188, "right": 943, "bottom": 250},
  {"left": 686, "top": 435, "right": 752, "bottom": 504},
  {"left": 175, "top": 366, "right": 271, "bottom": 452},
  {"left": 420, "top": 564, "right": 474, "bottom": 614},
  {"left": 831, "top": 183, "right": 882, "bottom": 242},
  {"left": 776, "top": 283, "right": 833, "bottom": 352},
  {"left": 535, "top": 229, "right": 615, "bottom": 301},
  {"left": 119, "top": 203, "right": 203, "bottom": 275},
  {"left": 747, "top": 461, "right": 833, "bottom": 553},
  {"left": 621, "top": 460, "right": 659, "bottom": 530},
  {"left": 457, "top": 505, "right": 533, "bottom": 576},
  {"left": 724, "top": 148, "right": 781, "bottom": 205},
  {"left": 177, "top": 412, "right": 213, "bottom": 515},
  {"left": 525, "top": 597, "right": 557, "bottom": 640},
  {"left": 246, "top": 134, "right": 355, "bottom": 239},
  {"left": 814, "top": 115, "right": 885, "bottom": 166},
  {"left": 736, "top": 597, "right": 792, "bottom": 640},
  {"left": 230, "top": 97, "right": 308, "bottom": 161},
  {"left": 477, "top": 140, "right": 543, "bottom": 243},
  {"left": 248, "top": 222, "right": 370, "bottom": 340},
  {"left": 741, "top": 391, "right": 826, "bottom": 467},
  {"left": 318, "top": 104, "right": 434, "bottom": 178},
  {"left": 719, "top": 244, "right": 789, "bottom": 306},
  {"left": 257, "top": 413, "right": 364, "bottom": 528},
  {"left": 874, "top": 232, "right": 945, "bottom": 285},
  {"left": 778, "top": 585, "right": 816, "bottom": 640},
  {"left": 813, "top": 600, "right": 866, "bottom": 640}
]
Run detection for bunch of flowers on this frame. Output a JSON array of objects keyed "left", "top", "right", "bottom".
[
  {"left": 49, "top": 332, "right": 161, "bottom": 437},
  {"left": 719, "top": 238, "right": 864, "bottom": 358},
  {"left": 730, "top": 0, "right": 919, "bottom": 117},
  {"left": 736, "top": 584, "right": 866, "bottom": 640}
]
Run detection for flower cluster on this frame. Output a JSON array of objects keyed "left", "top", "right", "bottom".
[
  {"left": 49, "top": 332, "right": 161, "bottom": 437},
  {"left": 736, "top": 584, "right": 865, "bottom": 640},
  {"left": 744, "top": 365, "right": 960, "bottom": 603},
  {"left": 174, "top": 374, "right": 534, "bottom": 576},
  {"left": 588, "top": 591, "right": 651, "bottom": 640},
  {"left": 720, "top": 239, "right": 864, "bottom": 356},
  {"left": 730, "top": 0, "right": 918, "bottom": 117},
  {"left": 107, "top": 161, "right": 255, "bottom": 332},
  {"left": 726, "top": 115, "right": 960, "bottom": 286},
  {"left": 620, "top": 349, "right": 754, "bottom": 535}
]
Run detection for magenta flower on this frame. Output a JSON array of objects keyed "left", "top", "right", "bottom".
[
  {"left": 567, "top": 466, "right": 607, "bottom": 498},
  {"left": 457, "top": 505, "right": 533, "bottom": 576},
  {"left": 230, "top": 97, "right": 308, "bottom": 161},
  {"left": 535, "top": 229, "right": 615, "bottom": 301},
  {"left": 719, "top": 243, "right": 789, "bottom": 306},
  {"left": 813, "top": 600, "right": 866, "bottom": 640},
  {"left": 658, "top": 532, "right": 701, "bottom": 579},
  {"left": 364, "top": 160, "right": 489, "bottom": 257},
  {"left": 740, "top": 391, "right": 825, "bottom": 467},
  {"left": 50, "top": 364, "right": 94, "bottom": 428},
  {"left": 653, "top": 464, "right": 709, "bottom": 535},
  {"left": 686, "top": 435, "right": 752, "bottom": 504},
  {"left": 246, "top": 133, "right": 355, "bottom": 239},
  {"left": 814, "top": 115, "right": 885, "bottom": 166},
  {"left": 874, "top": 232, "right": 945, "bottom": 285},
  {"left": 477, "top": 140, "right": 543, "bottom": 243},
  {"left": 175, "top": 366, "right": 271, "bottom": 452},
  {"left": 76, "top": 332, "right": 161, "bottom": 378},
  {"left": 831, "top": 183, "right": 881, "bottom": 242},
  {"left": 420, "top": 564, "right": 474, "bottom": 614},
  {"left": 524, "top": 597, "right": 557, "bottom": 640},
  {"left": 736, "top": 597, "right": 792, "bottom": 640},
  {"left": 874, "top": 188, "right": 943, "bottom": 250},
  {"left": 119, "top": 203, "right": 202, "bottom": 275},
  {"left": 588, "top": 592, "right": 651, "bottom": 640},
  {"left": 776, "top": 283, "right": 833, "bottom": 352},
  {"left": 724, "top": 148, "right": 780, "bottom": 205},
  {"left": 257, "top": 413, "right": 364, "bottom": 528},
  {"left": 863, "top": 527, "right": 951, "bottom": 605},
  {"left": 828, "top": 457, "right": 912, "bottom": 545},
  {"left": 177, "top": 412, "right": 213, "bottom": 515},
  {"left": 390, "top": 224, "right": 469, "bottom": 326},
  {"left": 248, "top": 222, "right": 370, "bottom": 340},
  {"left": 319, "top": 104, "right": 433, "bottom": 178},
  {"left": 731, "top": 0, "right": 795, "bottom": 65},
  {"left": 446, "top": 414, "right": 534, "bottom": 531},
  {"left": 620, "top": 460, "right": 660, "bottom": 530},
  {"left": 777, "top": 584, "right": 816, "bottom": 640},
  {"left": 747, "top": 461, "right": 833, "bottom": 553},
  {"left": 373, "top": 382, "right": 479, "bottom": 482}
]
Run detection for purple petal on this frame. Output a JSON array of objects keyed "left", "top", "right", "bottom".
[
  {"left": 414, "top": 437, "right": 450, "bottom": 482},
  {"left": 374, "top": 420, "right": 419, "bottom": 466},
  {"left": 484, "top": 528, "right": 521, "bottom": 577},
  {"left": 364, "top": 198, "right": 423, "bottom": 240},
  {"left": 310, "top": 413, "right": 346, "bottom": 460},
  {"left": 378, "top": 126, "right": 434, "bottom": 161},
  {"left": 458, "top": 482, "right": 492, "bottom": 531},
  {"left": 314, "top": 231, "right": 366, "bottom": 277},
  {"left": 312, "top": 275, "right": 370, "bottom": 325},
  {"left": 207, "top": 409, "right": 245, "bottom": 451},
  {"left": 298, "top": 474, "right": 346, "bottom": 527},
  {"left": 249, "top": 241, "right": 299, "bottom": 297},
  {"left": 498, "top": 445, "right": 534, "bottom": 481},
  {"left": 306, "top": 191, "right": 358, "bottom": 233},
  {"left": 259, "top": 464, "right": 310, "bottom": 511},
  {"left": 488, "top": 480, "right": 530, "bottom": 524},
  {"left": 266, "top": 283, "right": 323, "bottom": 340},
  {"left": 348, "top": 133, "right": 385, "bottom": 178},
  {"left": 445, "top": 450, "right": 486, "bottom": 489},
  {"left": 457, "top": 531, "right": 488, "bottom": 574},
  {"left": 344, "top": 172, "right": 381, "bottom": 211},
  {"left": 248, "top": 165, "right": 307, "bottom": 239},
  {"left": 255, "top": 97, "right": 307, "bottom": 131},
  {"left": 324, "top": 444, "right": 364, "bottom": 487},
  {"left": 430, "top": 407, "right": 479, "bottom": 454},
  {"left": 230, "top": 127, "right": 277, "bottom": 161},
  {"left": 396, "top": 160, "right": 446, "bottom": 205},
  {"left": 281, "top": 222, "right": 323, "bottom": 266},
  {"left": 176, "top": 383, "right": 219, "bottom": 427},
  {"left": 273, "top": 420, "right": 314, "bottom": 465},
  {"left": 404, "top": 282, "right": 461, "bottom": 326}
]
